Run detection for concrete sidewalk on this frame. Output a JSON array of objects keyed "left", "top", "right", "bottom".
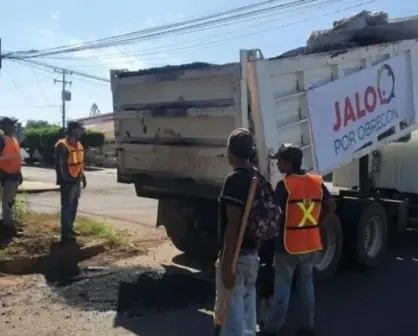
[{"left": 18, "top": 181, "right": 60, "bottom": 194}]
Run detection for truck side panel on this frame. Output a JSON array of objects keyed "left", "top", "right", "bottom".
[{"left": 245, "top": 40, "right": 418, "bottom": 187}]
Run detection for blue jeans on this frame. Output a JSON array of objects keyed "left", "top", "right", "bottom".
[
  {"left": 264, "top": 252, "right": 318, "bottom": 333},
  {"left": 60, "top": 182, "right": 81, "bottom": 239},
  {"left": 214, "top": 252, "right": 259, "bottom": 336}
]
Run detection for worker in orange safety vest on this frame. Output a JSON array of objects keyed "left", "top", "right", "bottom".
[
  {"left": 0, "top": 117, "right": 23, "bottom": 237},
  {"left": 261, "top": 144, "right": 336, "bottom": 336},
  {"left": 54, "top": 121, "right": 87, "bottom": 243}
]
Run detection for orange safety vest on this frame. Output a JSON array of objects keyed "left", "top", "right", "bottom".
[
  {"left": 55, "top": 138, "right": 84, "bottom": 178},
  {"left": 0, "top": 136, "right": 21, "bottom": 174},
  {"left": 283, "top": 173, "right": 323, "bottom": 254}
]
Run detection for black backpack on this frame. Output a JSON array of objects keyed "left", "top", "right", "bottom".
[{"left": 247, "top": 168, "right": 281, "bottom": 241}]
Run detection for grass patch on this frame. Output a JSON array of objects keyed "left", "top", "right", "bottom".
[{"left": 74, "top": 217, "right": 127, "bottom": 248}]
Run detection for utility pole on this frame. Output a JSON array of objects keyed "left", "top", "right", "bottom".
[{"left": 54, "top": 69, "right": 72, "bottom": 128}]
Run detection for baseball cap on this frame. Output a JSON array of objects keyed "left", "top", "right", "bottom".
[
  {"left": 227, "top": 128, "right": 254, "bottom": 159},
  {"left": 0, "top": 117, "right": 17, "bottom": 127},
  {"left": 67, "top": 121, "right": 85, "bottom": 133},
  {"left": 270, "top": 143, "right": 303, "bottom": 161}
]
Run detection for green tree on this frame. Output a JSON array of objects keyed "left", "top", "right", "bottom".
[
  {"left": 25, "top": 120, "right": 50, "bottom": 129},
  {"left": 22, "top": 125, "right": 105, "bottom": 165}
]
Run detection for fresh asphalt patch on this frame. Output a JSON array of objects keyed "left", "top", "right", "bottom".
[{"left": 50, "top": 265, "right": 213, "bottom": 315}]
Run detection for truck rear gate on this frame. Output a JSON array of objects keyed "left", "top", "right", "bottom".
[{"left": 111, "top": 64, "right": 243, "bottom": 196}]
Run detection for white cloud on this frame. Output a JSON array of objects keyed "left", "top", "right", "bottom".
[
  {"left": 50, "top": 11, "right": 61, "bottom": 21},
  {"left": 67, "top": 38, "right": 149, "bottom": 70},
  {"left": 33, "top": 29, "right": 183, "bottom": 74}
]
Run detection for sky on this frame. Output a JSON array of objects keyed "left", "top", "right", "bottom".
[{"left": 0, "top": 0, "right": 412, "bottom": 125}]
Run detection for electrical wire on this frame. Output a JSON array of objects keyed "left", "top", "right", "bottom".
[
  {"left": 11, "top": 0, "right": 295, "bottom": 57},
  {"left": 9, "top": 58, "right": 110, "bottom": 83},
  {"left": 38, "top": 0, "right": 342, "bottom": 62},
  {"left": 0, "top": 105, "right": 61, "bottom": 110},
  {"left": 29, "top": 0, "right": 376, "bottom": 69},
  {"left": 6, "top": 0, "right": 328, "bottom": 59},
  {"left": 29, "top": 65, "right": 55, "bottom": 111}
]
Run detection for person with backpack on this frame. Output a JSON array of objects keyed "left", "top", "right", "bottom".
[
  {"left": 261, "top": 144, "right": 336, "bottom": 336},
  {"left": 215, "top": 128, "right": 280, "bottom": 336}
]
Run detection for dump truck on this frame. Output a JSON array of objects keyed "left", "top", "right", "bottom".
[{"left": 110, "top": 14, "right": 418, "bottom": 281}]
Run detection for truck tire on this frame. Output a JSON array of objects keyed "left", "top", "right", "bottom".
[
  {"left": 314, "top": 213, "right": 343, "bottom": 282},
  {"left": 348, "top": 202, "right": 389, "bottom": 270},
  {"left": 158, "top": 200, "right": 217, "bottom": 260}
]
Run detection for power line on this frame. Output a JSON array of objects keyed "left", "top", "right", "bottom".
[
  {"left": 39, "top": 0, "right": 339, "bottom": 62},
  {"left": 9, "top": 57, "right": 110, "bottom": 83},
  {"left": 29, "top": 64, "right": 55, "bottom": 112},
  {"left": 0, "top": 105, "right": 61, "bottom": 110},
  {"left": 7, "top": 0, "right": 288, "bottom": 57},
  {"left": 32, "top": 0, "right": 376, "bottom": 69},
  {"left": 6, "top": 0, "right": 328, "bottom": 59}
]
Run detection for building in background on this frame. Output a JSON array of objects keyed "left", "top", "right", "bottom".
[
  {"left": 74, "top": 112, "right": 116, "bottom": 167},
  {"left": 75, "top": 112, "right": 115, "bottom": 140}
]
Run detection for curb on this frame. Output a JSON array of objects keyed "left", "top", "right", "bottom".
[
  {"left": 18, "top": 187, "right": 60, "bottom": 194},
  {"left": 23, "top": 163, "right": 105, "bottom": 172}
]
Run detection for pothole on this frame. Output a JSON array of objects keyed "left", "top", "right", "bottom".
[{"left": 49, "top": 267, "right": 213, "bottom": 315}]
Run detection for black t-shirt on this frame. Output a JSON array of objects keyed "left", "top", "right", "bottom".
[{"left": 218, "top": 167, "right": 258, "bottom": 253}]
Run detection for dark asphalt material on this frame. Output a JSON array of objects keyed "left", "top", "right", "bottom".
[{"left": 49, "top": 231, "right": 418, "bottom": 336}]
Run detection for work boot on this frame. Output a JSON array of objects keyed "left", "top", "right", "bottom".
[
  {"left": 71, "top": 230, "right": 80, "bottom": 237},
  {"left": 0, "top": 224, "right": 18, "bottom": 237},
  {"left": 60, "top": 235, "right": 77, "bottom": 244}
]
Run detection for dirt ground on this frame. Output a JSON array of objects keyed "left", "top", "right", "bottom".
[{"left": 0, "top": 211, "right": 167, "bottom": 267}]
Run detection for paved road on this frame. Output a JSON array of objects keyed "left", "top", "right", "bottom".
[
  {"left": 22, "top": 166, "right": 158, "bottom": 228},
  {"left": 22, "top": 166, "right": 342, "bottom": 228}
]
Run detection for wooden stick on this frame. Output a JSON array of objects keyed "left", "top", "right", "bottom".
[{"left": 214, "top": 176, "right": 258, "bottom": 334}]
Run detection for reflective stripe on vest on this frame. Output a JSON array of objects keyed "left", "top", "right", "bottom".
[
  {"left": 283, "top": 173, "right": 323, "bottom": 254},
  {"left": 0, "top": 136, "right": 21, "bottom": 174},
  {"left": 55, "top": 138, "right": 84, "bottom": 178}
]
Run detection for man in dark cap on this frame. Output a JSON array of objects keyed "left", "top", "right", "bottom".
[
  {"left": 214, "top": 128, "right": 259, "bottom": 336},
  {"left": 262, "top": 144, "right": 336, "bottom": 336},
  {"left": 54, "top": 121, "right": 87, "bottom": 242},
  {"left": 0, "top": 117, "right": 23, "bottom": 236}
]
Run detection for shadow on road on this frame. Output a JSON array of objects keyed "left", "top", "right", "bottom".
[
  {"left": 47, "top": 263, "right": 215, "bottom": 335},
  {"left": 113, "top": 304, "right": 214, "bottom": 336},
  {"left": 313, "top": 230, "right": 418, "bottom": 336},
  {"left": 41, "top": 231, "right": 418, "bottom": 336}
]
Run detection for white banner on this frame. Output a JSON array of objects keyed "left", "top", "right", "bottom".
[{"left": 307, "top": 55, "right": 411, "bottom": 173}]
